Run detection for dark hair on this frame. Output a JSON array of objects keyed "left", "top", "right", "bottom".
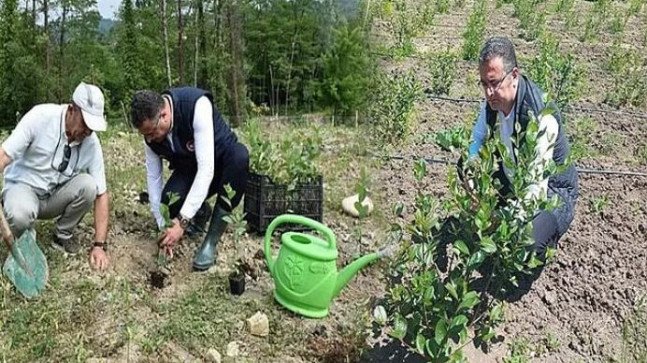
[
  {"left": 479, "top": 36, "right": 517, "bottom": 73},
  {"left": 130, "top": 90, "right": 164, "bottom": 128}
]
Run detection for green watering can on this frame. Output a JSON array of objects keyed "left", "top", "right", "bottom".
[{"left": 265, "top": 214, "right": 394, "bottom": 318}]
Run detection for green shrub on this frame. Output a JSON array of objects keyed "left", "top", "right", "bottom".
[
  {"left": 428, "top": 48, "right": 458, "bottom": 95},
  {"left": 526, "top": 33, "right": 583, "bottom": 108},
  {"left": 320, "top": 25, "right": 375, "bottom": 116},
  {"left": 244, "top": 118, "right": 322, "bottom": 189},
  {"left": 462, "top": 0, "right": 486, "bottom": 61},
  {"left": 369, "top": 71, "right": 422, "bottom": 144},
  {"left": 378, "top": 105, "right": 565, "bottom": 361}
]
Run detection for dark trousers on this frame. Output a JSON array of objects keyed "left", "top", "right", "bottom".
[
  {"left": 455, "top": 158, "right": 576, "bottom": 259},
  {"left": 162, "top": 142, "right": 249, "bottom": 219}
]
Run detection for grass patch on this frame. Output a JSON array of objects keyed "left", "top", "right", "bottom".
[
  {"left": 0, "top": 271, "right": 143, "bottom": 362},
  {"left": 504, "top": 337, "right": 533, "bottom": 363},
  {"left": 144, "top": 274, "right": 312, "bottom": 360},
  {"left": 599, "top": 131, "right": 624, "bottom": 158},
  {"left": 590, "top": 194, "right": 610, "bottom": 216},
  {"left": 621, "top": 295, "right": 647, "bottom": 363},
  {"left": 567, "top": 115, "right": 598, "bottom": 160}
]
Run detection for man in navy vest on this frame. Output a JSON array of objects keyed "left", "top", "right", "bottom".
[
  {"left": 130, "top": 88, "right": 249, "bottom": 271},
  {"left": 466, "top": 37, "right": 579, "bottom": 281}
]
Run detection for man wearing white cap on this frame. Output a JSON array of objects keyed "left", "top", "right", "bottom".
[{"left": 0, "top": 82, "right": 111, "bottom": 270}]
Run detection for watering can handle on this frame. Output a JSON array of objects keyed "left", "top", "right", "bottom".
[{"left": 264, "top": 214, "right": 336, "bottom": 275}]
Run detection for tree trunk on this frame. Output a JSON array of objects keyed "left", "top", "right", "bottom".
[
  {"left": 193, "top": 0, "right": 199, "bottom": 86},
  {"left": 58, "top": 2, "right": 67, "bottom": 102},
  {"left": 161, "top": 0, "right": 172, "bottom": 87},
  {"left": 197, "top": 0, "right": 208, "bottom": 88},
  {"left": 177, "top": 0, "right": 184, "bottom": 84},
  {"left": 225, "top": 0, "right": 245, "bottom": 126},
  {"left": 285, "top": 39, "right": 296, "bottom": 116},
  {"left": 31, "top": 0, "right": 36, "bottom": 24},
  {"left": 44, "top": 0, "right": 49, "bottom": 77}
]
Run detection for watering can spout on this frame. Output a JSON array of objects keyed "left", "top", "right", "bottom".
[{"left": 333, "top": 252, "right": 380, "bottom": 298}]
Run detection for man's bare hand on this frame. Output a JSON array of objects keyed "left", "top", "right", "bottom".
[
  {"left": 89, "top": 247, "right": 109, "bottom": 270},
  {"left": 158, "top": 219, "right": 185, "bottom": 258}
]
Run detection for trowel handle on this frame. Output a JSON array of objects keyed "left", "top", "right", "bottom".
[
  {"left": 0, "top": 203, "right": 14, "bottom": 249},
  {"left": 264, "top": 214, "right": 337, "bottom": 274}
]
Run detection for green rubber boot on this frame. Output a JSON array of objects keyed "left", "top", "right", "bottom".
[{"left": 193, "top": 206, "right": 228, "bottom": 271}]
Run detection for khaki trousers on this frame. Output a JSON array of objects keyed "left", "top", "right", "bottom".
[{"left": 2, "top": 174, "right": 96, "bottom": 240}]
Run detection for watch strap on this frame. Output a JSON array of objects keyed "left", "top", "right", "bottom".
[{"left": 93, "top": 241, "right": 108, "bottom": 252}]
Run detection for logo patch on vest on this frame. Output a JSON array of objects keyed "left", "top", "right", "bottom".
[{"left": 186, "top": 140, "right": 195, "bottom": 152}]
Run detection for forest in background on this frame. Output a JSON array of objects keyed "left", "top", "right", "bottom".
[{"left": 0, "top": 0, "right": 377, "bottom": 127}]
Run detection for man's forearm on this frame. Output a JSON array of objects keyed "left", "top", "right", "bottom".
[{"left": 93, "top": 192, "right": 110, "bottom": 242}]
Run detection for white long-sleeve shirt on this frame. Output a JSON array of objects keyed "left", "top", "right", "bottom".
[
  {"left": 146, "top": 96, "right": 215, "bottom": 229},
  {"left": 468, "top": 102, "right": 558, "bottom": 203}
]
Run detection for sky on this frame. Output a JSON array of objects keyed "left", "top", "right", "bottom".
[{"left": 97, "top": 0, "right": 120, "bottom": 19}]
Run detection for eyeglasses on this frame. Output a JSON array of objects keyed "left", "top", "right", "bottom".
[
  {"left": 58, "top": 144, "right": 71, "bottom": 172},
  {"left": 480, "top": 69, "right": 514, "bottom": 93},
  {"left": 50, "top": 142, "right": 79, "bottom": 177},
  {"left": 141, "top": 114, "right": 162, "bottom": 141}
]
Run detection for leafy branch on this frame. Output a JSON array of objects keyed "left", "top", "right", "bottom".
[{"left": 378, "top": 103, "right": 568, "bottom": 361}]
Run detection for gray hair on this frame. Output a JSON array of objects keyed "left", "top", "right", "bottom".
[{"left": 479, "top": 36, "right": 517, "bottom": 73}]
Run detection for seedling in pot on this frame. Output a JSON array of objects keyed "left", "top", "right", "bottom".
[{"left": 221, "top": 185, "right": 248, "bottom": 295}]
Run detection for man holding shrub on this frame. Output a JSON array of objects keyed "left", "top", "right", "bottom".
[
  {"left": 130, "top": 88, "right": 249, "bottom": 271},
  {"left": 466, "top": 36, "right": 579, "bottom": 271}
]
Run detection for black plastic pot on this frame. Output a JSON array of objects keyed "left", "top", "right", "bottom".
[
  {"left": 229, "top": 270, "right": 245, "bottom": 295},
  {"left": 150, "top": 269, "right": 169, "bottom": 289}
]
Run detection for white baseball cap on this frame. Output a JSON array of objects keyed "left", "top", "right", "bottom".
[{"left": 72, "top": 82, "right": 107, "bottom": 132}]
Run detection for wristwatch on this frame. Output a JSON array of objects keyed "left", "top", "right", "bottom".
[
  {"left": 178, "top": 214, "right": 191, "bottom": 229},
  {"left": 93, "top": 241, "right": 108, "bottom": 252}
]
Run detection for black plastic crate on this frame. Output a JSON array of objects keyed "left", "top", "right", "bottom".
[{"left": 244, "top": 172, "right": 324, "bottom": 233}]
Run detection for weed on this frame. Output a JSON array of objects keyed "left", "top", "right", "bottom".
[
  {"left": 437, "top": 0, "right": 450, "bottom": 14},
  {"left": 590, "top": 194, "right": 610, "bottom": 216},
  {"left": 568, "top": 116, "right": 597, "bottom": 160},
  {"left": 605, "top": 42, "right": 641, "bottom": 74},
  {"left": 504, "top": 337, "right": 533, "bottom": 363},
  {"left": 598, "top": 131, "right": 623, "bottom": 157},
  {"left": 606, "top": 74, "right": 647, "bottom": 108},
  {"left": 428, "top": 48, "right": 458, "bottom": 95},
  {"left": 462, "top": 0, "right": 486, "bottom": 61},
  {"left": 419, "top": 0, "right": 437, "bottom": 29},
  {"left": 628, "top": 0, "right": 643, "bottom": 17},
  {"left": 554, "top": 0, "right": 574, "bottom": 13},
  {"left": 564, "top": 8, "right": 579, "bottom": 30},
  {"left": 608, "top": 9, "right": 626, "bottom": 34},
  {"left": 544, "top": 331, "right": 561, "bottom": 352},
  {"left": 638, "top": 144, "right": 647, "bottom": 165},
  {"left": 621, "top": 295, "right": 647, "bottom": 362}
]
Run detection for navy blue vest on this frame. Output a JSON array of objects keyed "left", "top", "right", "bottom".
[
  {"left": 485, "top": 75, "right": 578, "bottom": 196},
  {"left": 146, "top": 87, "right": 237, "bottom": 170}
]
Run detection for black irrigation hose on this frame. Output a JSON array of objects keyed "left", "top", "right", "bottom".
[
  {"left": 372, "top": 153, "right": 647, "bottom": 178},
  {"left": 425, "top": 93, "right": 647, "bottom": 119}
]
